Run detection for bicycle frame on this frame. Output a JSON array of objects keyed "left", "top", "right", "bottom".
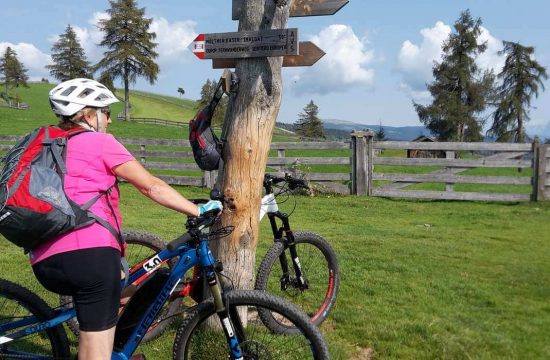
[{"left": 0, "top": 233, "right": 246, "bottom": 360}]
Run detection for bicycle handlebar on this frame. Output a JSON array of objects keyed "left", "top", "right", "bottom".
[{"left": 263, "top": 173, "right": 309, "bottom": 191}]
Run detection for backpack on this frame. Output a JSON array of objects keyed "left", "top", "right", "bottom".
[
  {"left": 0, "top": 126, "right": 122, "bottom": 250},
  {"left": 189, "top": 79, "right": 226, "bottom": 171}
]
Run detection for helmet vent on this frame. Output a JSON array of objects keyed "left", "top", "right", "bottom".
[
  {"left": 77, "top": 88, "right": 95, "bottom": 99},
  {"left": 60, "top": 86, "right": 77, "bottom": 97}
]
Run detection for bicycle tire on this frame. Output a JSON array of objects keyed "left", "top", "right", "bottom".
[
  {"left": 0, "top": 278, "right": 71, "bottom": 359},
  {"left": 60, "top": 229, "right": 184, "bottom": 342},
  {"left": 255, "top": 231, "right": 340, "bottom": 334},
  {"left": 172, "top": 290, "right": 330, "bottom": 360}
]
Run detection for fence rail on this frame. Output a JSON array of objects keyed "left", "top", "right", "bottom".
[
  {"left": 116, "top": 117, "right": 186, "bottom": 128},
  {"left": 1, "top": 133, "right": 548, "bottom": 201}
]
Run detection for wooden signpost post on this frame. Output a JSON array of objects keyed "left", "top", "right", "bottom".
[
  {"left": 232, "top": 0, "right": 349, "bottom": 19},
  {"left": 189, "top": 0, "right": 348, "bottom": 292}
]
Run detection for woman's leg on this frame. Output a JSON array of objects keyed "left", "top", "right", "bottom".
[{"left": 79, "top": 326, "right": 116, "bottom": 360}]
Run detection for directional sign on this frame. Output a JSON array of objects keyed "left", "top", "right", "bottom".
[
  {"left": 189, "top": 28, "right": 298, "bottom": 60},
  {"left": 211, "top": 41, "right": 325, "bottom": 69},
  {"left": 232, "top": 0, "right": 349, "bottom": 20}
]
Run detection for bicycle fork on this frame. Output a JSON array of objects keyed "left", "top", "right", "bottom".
[
  {"left": 199, "top": 241, "right": 245, "bottom": 360},
  {"left": 269, "top": 213, "right": 309, "bottom": 291}
]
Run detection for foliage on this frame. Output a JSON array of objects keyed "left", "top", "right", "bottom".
[
  {"left": 0, "top": 46, "right": 29, "bottom": 92},
  {"left": 46, "top": 25, "right": 92, "bottom": 81},
  {"left": 95, "top": 0, "right": 159, "bottom": 121},
  {"left": 295, "top": 100, "right": 325, "bottom": 139},
  {"left": 97, "top": 72, "right": 116, "bottom": 93},
  {"left": 487, "top": 41, "right": 548, "bottom": 143},
  {"left": 375, "top": 121, "right": 387, "bottom": 141},
  {"left": 414, "top": 9, "right": 494, "bottom": 142},
  {"left": 196, "top": 78, "right": 227, "bottom": 126}
]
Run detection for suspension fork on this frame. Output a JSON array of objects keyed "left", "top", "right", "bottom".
[
  {"left": 198, "top": 238, "right": 244, "bottom": 360},
  {"left": 268, "top": 212, "right": 308, "bottom": 290}
]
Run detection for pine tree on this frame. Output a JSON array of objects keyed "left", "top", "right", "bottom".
[
  {"left": 46, "top": 25, "right": 92, "bottom": 81},
  {"left": 95, "top": 0, "right": 159, "bottom": 121},
  {"left": 414, "top": 10, "right": 494, "bottom": 141},
  {"left": 196, "top": 78, "right": 227, "bottom": 126},
  {"left": 0, "top": 47, "right": 29, "bottom": 93},
  {"left": 375, "top": 121, "right": 387, "bottom": 141},
  {"left": 487, "top": 41, "right": 548, "bottom": 143},
  {"left": 97, "top": 71, "right": 116, "bottom": 93},
  {"left": 295, "top": 100, "right": 325, "bottom": 139}
]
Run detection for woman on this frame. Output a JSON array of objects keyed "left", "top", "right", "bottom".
[{"left": 30, "top": 78, "right": 222, "bottom": 360}]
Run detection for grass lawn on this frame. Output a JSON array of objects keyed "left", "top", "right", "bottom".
[{"left": 1, "top": 184, "right": 549, "bottom": 359}]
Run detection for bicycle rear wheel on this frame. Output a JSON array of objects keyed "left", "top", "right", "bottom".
[
  {"left": 60, "top": 230, "right": 184, "bottom": 342},
  {"left": 173, "top": 290, "right": 329, "bottom": 360},
  {"left": 255, "top": 231, "right": 340, "bottom": 334},
  {"left": 0, "top": 278, "right": 70, "bottom": 359}
]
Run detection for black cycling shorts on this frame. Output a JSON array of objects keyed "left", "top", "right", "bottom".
[{"left": 32, "top": 247, "right": 121, "bottom": 332}]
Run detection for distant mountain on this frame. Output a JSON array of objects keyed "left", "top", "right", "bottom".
[{"left": 323, "top": 119, "right": 430, "bottom": 141}]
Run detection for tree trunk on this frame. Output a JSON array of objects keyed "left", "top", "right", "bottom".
[
  {"left": 213, "top": 0, "right": 290, "bottom": 290},
  {"left": 124, "top": 65, "right": 130, "bottom": 122}
]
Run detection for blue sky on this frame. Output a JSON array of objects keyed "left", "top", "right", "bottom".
[{"left": 1, "top": 0, "right": 549, "bottom": 138}]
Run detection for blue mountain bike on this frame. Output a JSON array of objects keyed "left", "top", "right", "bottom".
[{"left": 0, "top": 191, "right": 329, "bottom": 359}]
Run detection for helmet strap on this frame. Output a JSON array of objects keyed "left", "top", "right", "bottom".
[{"left": 96, "top": 108, "right": 104, "bottom": 132}]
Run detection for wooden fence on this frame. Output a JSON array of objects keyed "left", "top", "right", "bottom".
[
  {"left": 352, "top": 130, "right": 550, "bottom": 202},
  {"left": 1, "top": 132, "right": 549, "bottom": 201},
  {"left": 115, "top": 116, "right": 186, "bottom": 128}
]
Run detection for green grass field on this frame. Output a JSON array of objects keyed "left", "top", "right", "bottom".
[{"left": 1, "top": 83, "right": 549, "bottom": 359}]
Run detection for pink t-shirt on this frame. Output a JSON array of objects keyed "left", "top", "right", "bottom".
[{"left": 29, "top": 132, "right": 135, "bottom": 265}]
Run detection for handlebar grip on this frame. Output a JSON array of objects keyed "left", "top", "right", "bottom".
[{"left": 167, "top": 232, "right": 193, "bottom": 252}]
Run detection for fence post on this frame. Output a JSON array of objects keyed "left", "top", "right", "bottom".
[
  {"left": 445, "top": 151, "right": 455, "bottom": 192},
  {"left": 351, "top": 130, "right": 374, "bottom": 195},
  {"left": 140, "top": 144, "right": 146, "bottom": 164},
  {"left": 277, "top": 148, "right": 286, "bottom": 173},
  {"left": 533, "top": 138, "right": 548, "bottom": 201}
]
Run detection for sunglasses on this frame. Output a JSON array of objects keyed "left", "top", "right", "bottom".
[{"left": 99, "top": 107, "right": 111, "bottom": 118}]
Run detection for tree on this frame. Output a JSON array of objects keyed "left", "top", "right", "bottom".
[
  {"left": 375, "top": 121, "right": 387, "bottom": 141},
  {"left": 197, "top": 78, "right": 227, "bottom": 126},
  {"left": 487, "top": 41, "right": 548, "bottom": 143},
  {"left": 0, "top": 47, "right": 29, "bottom": 93},
  {"left": 95, "top": 0, "right": 159, "bottom": 121},
  {"left": 294, "top": 100, "right": 325, "bottom": 139},
  {"left": 177, "top": 87, "right": 185, "bottom": 97},
  {"left": 46, "top": 25, "right": 92, "bottom": 81},
  {"left": 414, "top": 10, "right": 494, "bottom": 142},
  {"left": 97, "top": 71, "right": 116, "bottom": 93},
  {"left": 213, "top": 1, "right": 292, "bottom": 291}
]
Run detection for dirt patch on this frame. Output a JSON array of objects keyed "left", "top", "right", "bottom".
[{"left": 351, "top": 347, "right": 375, "bottom": 360}]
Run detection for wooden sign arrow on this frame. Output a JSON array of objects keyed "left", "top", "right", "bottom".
[
  {"left": 211, "top": 41, "right": 325, "bottom": 69},
  {"left": 232, "top": 0, "right": 349, "bottom": 20},
  {"left": 189, "top": 28, "right": 298, "bottom": 59}
]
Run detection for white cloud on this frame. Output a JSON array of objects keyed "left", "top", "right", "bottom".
[
  {"left": 289, "top": 24, "right": 376, "bottom": 96},
  {"left": 397, "top": 21, "right": 451, "bottom": 92},
  {"left": 149, "top": 18, "right": 197, "bottom": 62},
  {"left": 397, "top": 22, "right": 505, "bottom": 99},
  {"left": 0, "top": 42, "right": 52, "bottom": 81}
]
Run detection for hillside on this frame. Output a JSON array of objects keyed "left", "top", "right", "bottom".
[{"left": 0, "top": 83, "right": 298, "bottom": 141}]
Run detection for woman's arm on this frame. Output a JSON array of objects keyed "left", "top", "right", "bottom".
[{"left": 113, "top": 160, "right": 200, "bottom": 217}]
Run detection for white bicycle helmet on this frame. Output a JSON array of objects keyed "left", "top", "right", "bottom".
[{"left": 49, "top": 78, "right": 119, "bottom": 117}]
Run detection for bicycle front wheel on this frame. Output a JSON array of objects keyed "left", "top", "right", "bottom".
[
  {"left": 0, "top": 278, "right": 70, "bottom": 359},
  {"left": 173, "top": 290, "right": 329, "bottom": 360},
  {"left": 255, "top": 231, "right": 340, "bottom": 334}
]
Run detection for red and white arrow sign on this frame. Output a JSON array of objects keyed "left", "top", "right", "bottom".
[{"left": 190, "top": 34, "right": 206, "bottom": 59}]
